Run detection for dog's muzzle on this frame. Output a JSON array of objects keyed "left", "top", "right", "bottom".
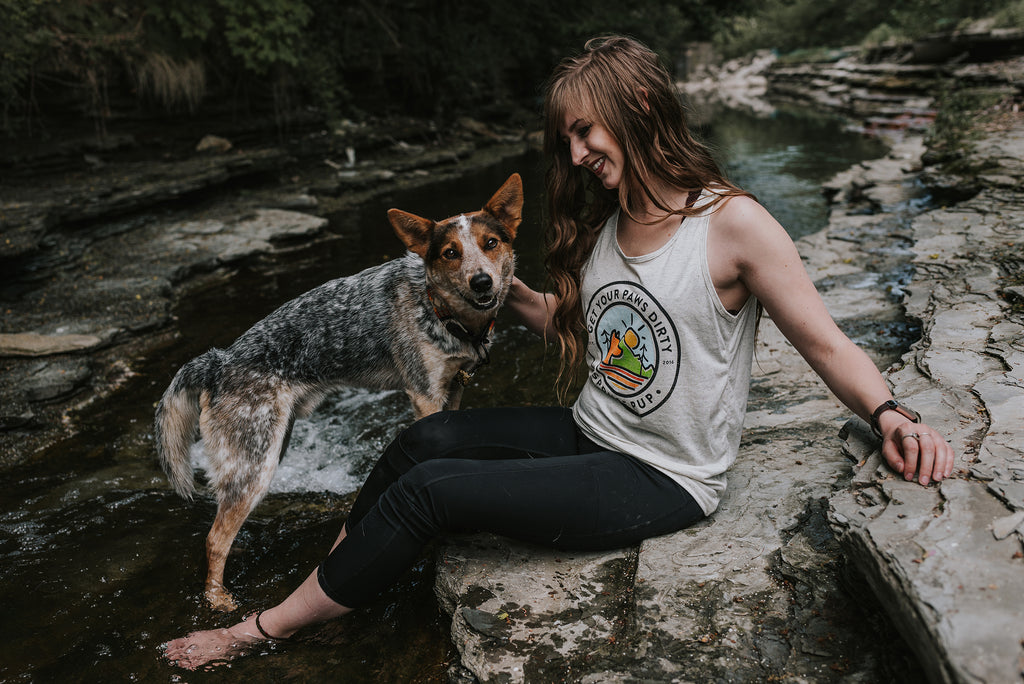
[{"left": 468, "top": 273, "right": 497, "bottom": 309}]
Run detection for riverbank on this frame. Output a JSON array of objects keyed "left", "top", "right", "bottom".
[
  {"left": 435, "top": 77, "right": 1024, "bottom": 683},
  {"left": 434, "top": 133, "right": 930, "bottom": 682}
]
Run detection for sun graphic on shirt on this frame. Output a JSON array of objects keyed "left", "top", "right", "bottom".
[{"left": 598, "top": 322, "right": 654, "bottom": 392}]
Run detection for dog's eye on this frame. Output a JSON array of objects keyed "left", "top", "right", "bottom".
[
  {"left": 442, "top": 247, "right": 460, "bottom": 260},
  {"left": 483, "top": 237, "right": 499, "bottom": 250}
]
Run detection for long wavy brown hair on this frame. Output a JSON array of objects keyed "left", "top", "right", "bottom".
[{"left": 542, "top": 35, "right": 752, "bottom": 400}]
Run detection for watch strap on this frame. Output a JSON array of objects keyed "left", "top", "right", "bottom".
[{"left": 870, "top": 399, "right": 921, "bottom": 439}]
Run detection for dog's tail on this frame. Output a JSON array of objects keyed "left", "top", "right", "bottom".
[{"left": 154, "top": 351, "right": 220, "bottom": 500}]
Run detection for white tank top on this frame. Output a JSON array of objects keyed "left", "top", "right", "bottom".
[{"left": 573, "top": 192, "right": 758, "bottom": 515}]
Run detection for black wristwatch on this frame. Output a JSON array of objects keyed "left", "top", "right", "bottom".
[{"left": 870, "top": 399, "right": 921, "bottom": 439}]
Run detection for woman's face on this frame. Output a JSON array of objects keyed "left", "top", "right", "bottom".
[{"left": 560, "top": 112, "right": 624, "bottom": 190}]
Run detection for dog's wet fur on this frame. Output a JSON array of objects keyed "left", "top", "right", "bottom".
[{"left": 155, "top": 174, "right": 522, "bottom": 610}]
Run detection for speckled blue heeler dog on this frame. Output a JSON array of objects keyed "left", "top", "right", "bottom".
[{"left": 155, "top": 174, "right": 522, "bottom": 611}]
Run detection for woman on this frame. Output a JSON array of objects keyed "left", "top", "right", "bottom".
[{"left": 163, "top": 35, "right": 954, "bottom": 670}]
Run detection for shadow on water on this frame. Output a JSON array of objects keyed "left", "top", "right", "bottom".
[{"left": 0, "top": 106, "right": 910, "bottom": 681}]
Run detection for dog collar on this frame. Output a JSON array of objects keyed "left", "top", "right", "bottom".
[{"left": 425, "top": 286, "right": 495, "bottom": 355}]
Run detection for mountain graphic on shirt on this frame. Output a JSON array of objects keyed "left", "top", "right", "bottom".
[{"left": 598, "top": 328, "right": 654, "bottom": 391}]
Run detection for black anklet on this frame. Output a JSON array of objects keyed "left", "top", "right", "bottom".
[{"left": 254, "top": 611, "right": 287, "bottom": 641}]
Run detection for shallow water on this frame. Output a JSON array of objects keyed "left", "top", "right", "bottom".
[{"left": 0, "top": 105, "right": 915, "bottom": 682}]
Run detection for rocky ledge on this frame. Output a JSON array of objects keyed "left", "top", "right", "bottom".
[{"left": 434, "top": 115, "right": 1024, "bottom": 683}]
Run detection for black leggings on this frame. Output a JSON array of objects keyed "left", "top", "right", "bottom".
[{"left": 316, "top": 406, "right": 703, "bottom": 608}]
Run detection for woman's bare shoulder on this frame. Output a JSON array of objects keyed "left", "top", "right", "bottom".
[
  {"left": 709, "top": 194, "right": 791, "bottom": 260},
  {"left": 711, "top": 193, "right": 774, "bottom": 229}
]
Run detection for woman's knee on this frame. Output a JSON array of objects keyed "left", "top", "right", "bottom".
[
  {"left": 376, "top": 459, "right": 459, "bottom": 541},
  {"left": 389, "top": 410, "right": 467, "bottom": 465}
]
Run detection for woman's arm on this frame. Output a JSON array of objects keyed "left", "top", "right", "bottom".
[
  {"left": 505, "top": 276, "right": 559, "bottom": 338},
  {"left": 712, "top": 196, "right": 955, "bottom": 485}
]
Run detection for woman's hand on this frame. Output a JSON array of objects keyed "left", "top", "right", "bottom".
[
  {"left": 506, "top": 277, "right": 558, "bottom": 338},
  {"left": 879, "top": 419, "right": 956, "bottom": 486}
]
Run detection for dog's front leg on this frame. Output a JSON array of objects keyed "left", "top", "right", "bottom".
[
  {"left": 407, "top": 391, "right": 445, "bottom": 419},
  {"left": 443, "top": 378, "right": 465, "bottom": 411}
]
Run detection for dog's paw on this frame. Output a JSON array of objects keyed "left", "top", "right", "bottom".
[{"left": 205, "top": 586, "right": 238, "bottom": 612}]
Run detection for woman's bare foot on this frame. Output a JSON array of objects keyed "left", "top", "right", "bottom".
[
  {"left": 162, "top": 560, "right": 351, "bottom": 671},
  {"left": 162, "top": 614, "right": 267, "bottom": 671}
]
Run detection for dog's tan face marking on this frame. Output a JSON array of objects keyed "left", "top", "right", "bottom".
[
  {"left": 428, "top": 210, "right": 516, "bottom": 309},
  {"left": 387, "top": 174, "right": 523, "bottom": 313},
  {"left": 426, "top": 212, "right": 513, "bottom": 309}
]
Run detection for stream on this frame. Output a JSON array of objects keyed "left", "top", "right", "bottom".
[{"left": 0, "top": 103, "right": 914, "bottom": 682}]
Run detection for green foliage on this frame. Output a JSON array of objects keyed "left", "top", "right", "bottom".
[
  {"left": 924, "top": 86, "right": 1006, "bottom": 168},
  {"left": 142, "top": 0, "right": 312, "bottom": 72},
  {"left": 220, "top": 0, "right": 311, "bottom": 72},
  {"left": 715, "top": 0, "right": 1021, "bottom": 58},
  {"left": 991, "top": 0, "right": 1024, "bottom": 26},
  {"left": 0, "top": 0, "right": 55, "bottom": 124},
  {"left": 4, "top": 0, "right": 1023, "bottom": 135},
  {"left": 292, "top": 0, "right": 709, "bottom": 120},
  {"left": 145, "top": 1, "right": 217, "bottom": 43},
  {"left": 860, "top": 23, "right": 909, "bottom": 47}
]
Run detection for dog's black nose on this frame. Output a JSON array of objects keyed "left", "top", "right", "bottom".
[{"left": 470, "top": 273, "right": 493, "bottom": 293}]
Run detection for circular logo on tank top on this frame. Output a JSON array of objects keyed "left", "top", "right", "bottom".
[{"left": 585, "top": 281, "right": 680, "bottom": 416}]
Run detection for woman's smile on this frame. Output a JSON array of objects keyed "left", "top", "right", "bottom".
[{"left": 561, "top": 114, "right": 623, "bottom": 189}]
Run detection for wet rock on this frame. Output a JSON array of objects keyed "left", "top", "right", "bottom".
[
  {"left": 195, "top": 135, "right": 233, "bottom": 154},
  {"left": 156, "top": 209, "right": 329, "bottom": 265},
  {"left": 0, "top": 148, "right": 289, "bottom": 263},
  {"left": 23, "top": 360, "right": 92, "bottom": 403},
  {"left": 991, "top": 511, "right": 1024, "bottom": 540},
  {"left": 681, "top": 51, "right": 777, "bottom": 116},
  {"left": 434, "top": 535, "right": 634, "bottom": 680},
  {"left": 0, "top": 411, "right": 36, "bottom": 431},
  {"left": 768, "top": 59, "right": 942, "bottom": 124}
]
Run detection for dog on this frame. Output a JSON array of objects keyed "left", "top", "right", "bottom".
[{"left": 155, "top": 173, "right": 522, "bottom": 611}]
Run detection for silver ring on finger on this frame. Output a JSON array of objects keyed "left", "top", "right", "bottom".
[{"left": 902, "top": 432, "right": 921, "bottom": 440}]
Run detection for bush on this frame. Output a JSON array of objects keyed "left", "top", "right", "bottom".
[{"left": 991, "top": 0, "right": 1024, "bottom": 26}]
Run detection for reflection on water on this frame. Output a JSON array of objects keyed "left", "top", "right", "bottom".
[
  {"left": 1, "top": 105, "right": 909, "bottom": 681},
  {"left": 706, "top": 104, "right": 888, "bottom": 239}
]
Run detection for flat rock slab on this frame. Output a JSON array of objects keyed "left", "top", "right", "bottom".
[
  {"left": 0, "top": 332, "right": 109, "bottom": 357},
  {"left": 0, "top": 148, "right": 291, "bottom": 261}
]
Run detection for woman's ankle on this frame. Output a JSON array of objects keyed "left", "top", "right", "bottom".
[{"left": 250, "top": 609, "right": 297, "bottom": 640}]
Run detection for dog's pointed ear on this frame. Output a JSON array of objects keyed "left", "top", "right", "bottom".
[
  {"left": 388, "top": 209, "right": 434, "bottom": 258},
  {"left": 482, "top": 173, "right": 523, "bottom": 241}
]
